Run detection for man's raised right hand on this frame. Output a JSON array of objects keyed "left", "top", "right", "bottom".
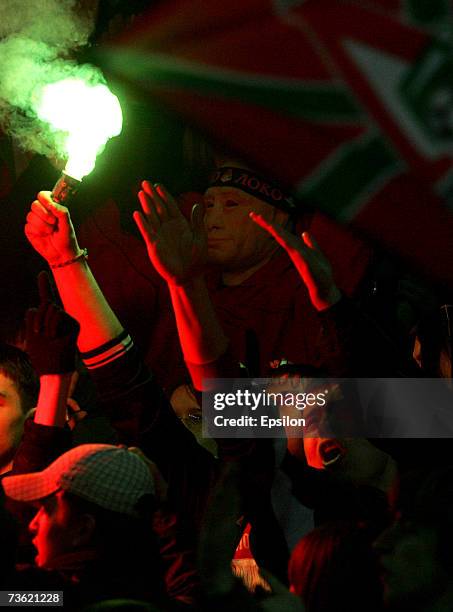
[{"left": 134, "top": 181, "right": 207, "bottom": 286}]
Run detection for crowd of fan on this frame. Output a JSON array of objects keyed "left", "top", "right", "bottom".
[{"left": 0, "top": 148, "right": 452, "bottom": 612}]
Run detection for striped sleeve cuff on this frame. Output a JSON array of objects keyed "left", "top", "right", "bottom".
[{"left": 80, "top": 329, "right": 134, "bottom": 370}]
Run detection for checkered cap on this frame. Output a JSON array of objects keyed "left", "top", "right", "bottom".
[{"left": 2, "top": 444, "right": 155, "bottom": 517}]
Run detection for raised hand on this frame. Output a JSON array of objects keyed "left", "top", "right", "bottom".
[
  {"left": 25, "top": 191, "right": 81, "bottom": 266},
  {"left": 25, "top": 271, "right": 80, "bottom": 375},
  {"left": 250, "top": 212, "right": 341, "bottom": 311},
  {"left": 133, "top": 181, "right": 207, "bottom": 286}
]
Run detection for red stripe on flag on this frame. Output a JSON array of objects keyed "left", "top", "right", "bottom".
[
  {"left": 153, "top": 87, "right": 363, "bottom": 186},
  {"left": 295, "top": 2, "right": 452, "bottom": 182},
  {"left": 354, "top": 172, "right": 453, "bottom": 286}
]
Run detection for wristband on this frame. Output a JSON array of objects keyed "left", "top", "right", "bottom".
[{"left": 50, "top": 248, "right": 88, "bottom": 269}]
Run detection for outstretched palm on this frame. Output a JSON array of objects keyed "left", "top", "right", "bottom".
[
  {"left": 134, "top": 181, "right": 207, "bottom": 285},
  {"left": 250, "top": 211, "right": 341, "bottom": 311}
]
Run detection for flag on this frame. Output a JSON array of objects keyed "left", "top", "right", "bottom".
[{"left": 97, "top": 0, "right": 453, "bottom": 287}]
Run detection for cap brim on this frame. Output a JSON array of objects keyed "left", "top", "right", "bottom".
[{"left": 2, "top": 468, "right": 60, "bottom": 503}]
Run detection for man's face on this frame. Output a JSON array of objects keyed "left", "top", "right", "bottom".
[
  {"left": 303, "top": 437, "right": 392, "bottom": 487},
  {"left": 375, "top": 518, "right": 447, "bottom": 608},
  {"left": 28, "top": 490, "right": 80, "bottom": 568},
  {"left": 0, "top": 373, "right": 26, "bottom": 472},
  {"left": 204, "top": 186, "right": 286, "bottom": 271}
]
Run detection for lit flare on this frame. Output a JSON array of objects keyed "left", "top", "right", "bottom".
[{"left": 37, "top": 77, "right": 123, "bottom": 181}]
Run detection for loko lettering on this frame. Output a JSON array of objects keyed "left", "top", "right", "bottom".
[{"left": 208, "top": 166, "right": 295, "bottom": 211}]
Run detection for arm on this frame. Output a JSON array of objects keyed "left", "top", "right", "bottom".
[
  {"left": 249, "top": 212, "right": 341, "bottom": 312},
  {"left": 25, "top": 192, "right": 123, "bottom": 352},
  {"left": 24, "top": 191, "right": 220, "bottom": 531},
  {"left": 12, "top": 272, "right": 78, "bottom": 473},
  {"left": 11, "top": 375, "right": 72, "bottom": 474},
  {"left": 249, "top": 213, "right": 355, "bottom": 377},
  {"left": 24, "top": 200, "right": 139, "bottom": 437},
  {"left": 250, "top": 214, "right": 412, "bottom": 377},
  {"left": 34, "top": 374, "right": 72, "bottom": 428},
  {"left": 25, "top": 272, "right": 79, "bottom": 427},
  {"left": 134, "top": 182, "right": 240, "bottom": 389},
  {"left": 24, "top": 192, "right": 170, "bottom": 430}
]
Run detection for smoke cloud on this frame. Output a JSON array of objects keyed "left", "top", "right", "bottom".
[{"left": 0, "top": 0, "right": 103, "bottom": 159}]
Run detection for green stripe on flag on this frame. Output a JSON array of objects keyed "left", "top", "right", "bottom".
[
  {"left": 405, "top": 0, "right": 451, "bottom": 26},
  {"left": 297, "top": 133, "right": 403, "bottom": 220},
  {"left": 102, "top": 49, "right": 362, "bottom": 122}
]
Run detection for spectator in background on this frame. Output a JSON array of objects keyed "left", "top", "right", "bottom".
[
  {"left": 412, "top": 304, "right": 452, "bottom": 380},
  {"left": 3, "top": 444, "right": 169, "bottom": 608},
  {"left": 201, "top": 157, "right": 366, "bottom": 377},
  {"left": 0, "top": 344, "right": 38, "bottom": 475},
  {"left": 289, "top": 521, "right": 383, "bottom": 612}
]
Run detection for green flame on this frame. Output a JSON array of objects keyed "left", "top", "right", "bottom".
[{"left": 37, "top": 77, "right": 123, "bottom": 180}]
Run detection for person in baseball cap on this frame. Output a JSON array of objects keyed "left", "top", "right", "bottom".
[
  {"left": 2, "top": 444, "right": 167, "bottom": 606},
  {"left": 3, "top": 444, "right": 155, "bottom": 521}
]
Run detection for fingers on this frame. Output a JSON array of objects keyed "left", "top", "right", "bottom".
[
  {"left": 66, "top": 398, "right": 88, "bottom": 430},
  {"left": 31, "top": 303, "right": 55, "bottom": 336},
  {"left": 302, "top": 231, "right": 320, "bottom": 251},
  {"left": 44, "top": 304, "right": 61, "bottom": 338},
  {"left": 26, "top": 207, "right": 56, "bottom": 235},
  {"left": 37, "top": 271, "right": 54, "bottom": 305},
  {"left": 154, "top": 183, "right": 182, "bottom": 219},
  {"left": 27, "top": 191, "right": 69, "bottom": 233},
  {"left": 26, "top": 301, "right": 47, "bottom": 334},
  {"left": 37, "top": 191, "right": 69, "bottom": 218},
  {"left": 142, "top": 181, "right": 181, "bottom": 221},
  {"left": 249, "top": 211, "right": 296, "bottom": 250},
  {"left": 26, "top": 191, "right": 71, "bottom": 237},
  {"left": 133, "top": 210, "right": 156, "bottom": 247},
  {"left": 138, "top": 190, "right": 160, "bottom": 229},
  {"left": 142, "top": 181, "right": 170, "bottom": 221},
  {"left": 27, "top": 284, "right": 57, "bottom": 336},
  {"left": 66, "top": 399, "right": 87, "bottom": 430},
  {"left": 67, "top": 398, "right": 83, "bottom": 416},
  {"left": 24, "top": 224, "right": 47, "bottom": 244},
  {"left": 27, "top": 299, "right": 76, "bottom": 339},
  {"left": 249, "top": 211, "right": 281, "bottom": 238},
  {"left": 190, "top": 203, "right": 206, "bottom": 240},
  {"left": 136, "top": 180, "right": 184, "bottom": 240},
  {"left": 30, "top": 200, "right": 57, "bottom": 226}
]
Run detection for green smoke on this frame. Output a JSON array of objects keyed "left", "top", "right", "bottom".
[{"left": 0, "top": 0, "right": 106, "bottom": 161}]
